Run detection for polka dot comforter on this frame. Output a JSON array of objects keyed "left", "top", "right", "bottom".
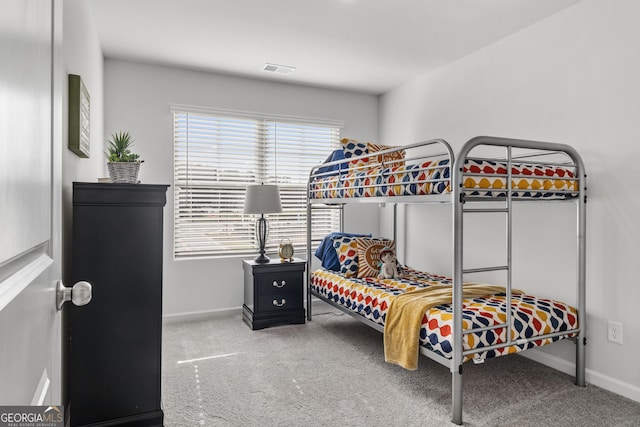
[
  {"left": 311, "top": 266, "right": 578, "bottom": 362},
  {"left": 309, "top": 158, "right": 578, "bottom": 200}
]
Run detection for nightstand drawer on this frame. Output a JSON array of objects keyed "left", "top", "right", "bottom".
[
  {"left": 256, "top": 272, "right": 301, "bottom": 295},
  {"left": 256, "top": 292, "right": 302, "bottom": 313}
]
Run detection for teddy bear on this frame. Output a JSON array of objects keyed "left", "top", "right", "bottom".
[{"left": 378, "top": 246, "right": 403, "bottom": 279}]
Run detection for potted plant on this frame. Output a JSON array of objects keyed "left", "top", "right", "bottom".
[{"left": 106, "top": 131, "right": 143, "bottom": 183}]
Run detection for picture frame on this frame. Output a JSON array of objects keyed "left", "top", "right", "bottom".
[{"left": 68, "top": 74, "right": 90, "bottom": 158}]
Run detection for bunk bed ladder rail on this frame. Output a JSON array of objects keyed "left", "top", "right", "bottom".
[{"left": 451, "top": 136, "right": 587, "bottom": 426}]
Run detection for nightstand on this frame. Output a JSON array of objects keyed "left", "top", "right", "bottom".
[{"left": 242, "top": 258, "right": 306, "bottom": 330}]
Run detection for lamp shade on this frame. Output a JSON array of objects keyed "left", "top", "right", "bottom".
[{"left": 243, "top": 184, "right": 282, "bottom": 214}]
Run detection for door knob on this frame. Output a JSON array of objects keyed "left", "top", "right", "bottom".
[{"left": 56, "top": 280, "right": 92, "bottom": 311}]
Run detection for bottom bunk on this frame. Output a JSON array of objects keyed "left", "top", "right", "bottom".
[{"left": 311, "top": 267, "right": 579, "bottom": 369}]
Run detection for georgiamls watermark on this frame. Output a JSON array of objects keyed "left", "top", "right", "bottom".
[{"left": 0, "top": 406, "right": 63, "bottom": 427}]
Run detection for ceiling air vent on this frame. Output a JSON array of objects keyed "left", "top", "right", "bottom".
[{"left": 263, "top": 63, "right": 296, "bottom": 75}]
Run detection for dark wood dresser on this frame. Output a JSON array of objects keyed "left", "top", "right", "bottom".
[
  {"left": 64, "top": 182, "right": 169, "bottom": 427},
  {"left": 242, "top": 258, "right": 306, "bottom": 330}
]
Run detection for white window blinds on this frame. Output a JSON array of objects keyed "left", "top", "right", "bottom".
[{"left": 173, "top": 108, "right": 341, "bottom": 260}]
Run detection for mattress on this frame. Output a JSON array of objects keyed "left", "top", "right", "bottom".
[
  {"left": 309, "top": 158, "right": 578, "bottom": 200},
  {"left": 311, "top": 267, "right": 578, "bottom": 361}
]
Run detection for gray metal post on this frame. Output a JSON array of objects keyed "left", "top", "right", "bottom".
[
  {"left": 306, "top": 176, "right": 313, "bottom": 321},
  {"left": 575, "top": 160, "right": 588, "bottom": 386},
  {"left": 452, "top": 148, "right": 464, "bottom": 425},
  {"left": 506, "top": 146, "right": 513, "bottom": 345}
]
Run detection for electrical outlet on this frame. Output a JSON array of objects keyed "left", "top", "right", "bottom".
[{"left": 607, "top": 320, "right": 623, "bottom": 345}]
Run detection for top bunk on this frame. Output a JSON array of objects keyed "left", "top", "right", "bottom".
[{"left": 308, "top": 136, "right": 586, "bottom": 205}]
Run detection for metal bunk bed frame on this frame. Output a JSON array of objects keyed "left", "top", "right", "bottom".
[{"left": 305, "top": 136, "right": 587, "bottom": 425}]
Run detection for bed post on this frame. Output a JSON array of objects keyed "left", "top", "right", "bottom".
[
  {"left": 574, "top": 151, "right": 588, "bottom": 387},
  {"left": 547, "top": 142, "right": 587, "bottom": 387},
  {"left": 452, "top": 143, "right": 465, "bottom": 426},
  {"left": 307, "top": 174, "right": 313, "bottom": 321}
]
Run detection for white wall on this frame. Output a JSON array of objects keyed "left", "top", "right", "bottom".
[
  {"left": 380, "top": 0, "right": 640, "bottom": 401},
  {"left": 62, "top": 0, "right": 105, "bottom": 277},
  {"left": 103, "top": 59, "right": 379, "bottom": 319}
]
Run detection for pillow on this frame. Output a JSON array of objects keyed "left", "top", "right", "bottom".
[
  {"left": 356, "top": 237, "right": 395, "bottom": 278},
  {"left": 340, "top": 138, "right": 370, "bottom": 169},
  {"left": 331, "top": 235, "right": 362, "bottom": 277},
  {"left": 367, "top": 143, "right": 406, "bottom": 167},
  {"left": 315, "top": 232, "right": 371, "bottom": 271}
]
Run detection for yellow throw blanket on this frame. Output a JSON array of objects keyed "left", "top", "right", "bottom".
[{"left": 384, "top": 283, "right": 522, "bottom": 370}]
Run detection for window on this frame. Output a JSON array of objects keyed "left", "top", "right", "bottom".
[{"left": 173, "top": 107, "right": 342, "bottom": 260}]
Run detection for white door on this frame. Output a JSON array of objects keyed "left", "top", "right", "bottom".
[{"left": 0, "top": 0, "right": 64, "bottom": 405}]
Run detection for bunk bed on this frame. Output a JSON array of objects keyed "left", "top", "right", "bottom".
[{"left": 305, "top": 136, "right": 587, "bottom": 425}]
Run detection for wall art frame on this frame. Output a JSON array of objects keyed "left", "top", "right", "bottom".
[{"left": 68, "top": 74, "right": 90, "bottom": 158}]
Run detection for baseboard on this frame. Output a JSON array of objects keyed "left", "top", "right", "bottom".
[
  {"left": 162, "top": 307, "right": 241, "bottom": 324},
  {"left": 165, "top": 300, "right": 329, "bottom": 324},
  {"left": 522, "top": 349, "right": 640, "bottom": 403}
]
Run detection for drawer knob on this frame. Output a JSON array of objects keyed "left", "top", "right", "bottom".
[
  {"left": 272, "top": 298, "right": 286, "bottom": 307},
  {"left": 272, "top": 280, "right": 286, "bottom": 288}
]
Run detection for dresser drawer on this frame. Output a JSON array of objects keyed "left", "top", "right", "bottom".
[{"left": 256, "top": 272, "right": 301, "bottom": 296}]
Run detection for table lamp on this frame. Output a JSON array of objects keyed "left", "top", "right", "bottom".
[{"left": 243, "top": 184, "right": 282, "bottom": 263}]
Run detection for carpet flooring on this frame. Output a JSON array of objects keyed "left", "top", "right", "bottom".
[{"left": 162, "top": 306, "right": 640, "bottom": 426}]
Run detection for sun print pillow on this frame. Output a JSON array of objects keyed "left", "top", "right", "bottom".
[
  {"left": 356, "top": 238, "right": 395, "bottom": 278},
  {"left": 367, "top": 143, "right": 406, "bottom": 167}
]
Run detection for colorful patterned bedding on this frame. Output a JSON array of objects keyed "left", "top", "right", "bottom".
[
  {"left": 309, "top": 158, "right": 578, "bottom": 200},
  {"left": 311, "top": 267, "right": 578, "bottom": 361}
]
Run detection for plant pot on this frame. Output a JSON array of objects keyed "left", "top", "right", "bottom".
[{"left": 107, "top": 162, "right": 141, "bottom": 184}]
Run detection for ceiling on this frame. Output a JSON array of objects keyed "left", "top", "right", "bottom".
[{"left": 90, "top": 0, "right": 582, "bottom": 95}]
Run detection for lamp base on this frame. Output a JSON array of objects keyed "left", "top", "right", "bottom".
[
  {"left": 254, "top": 215, "right": 270, "bottom": 263},
  {"left": 254, "top": 253, "right": 270, "bottom": 263}
]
